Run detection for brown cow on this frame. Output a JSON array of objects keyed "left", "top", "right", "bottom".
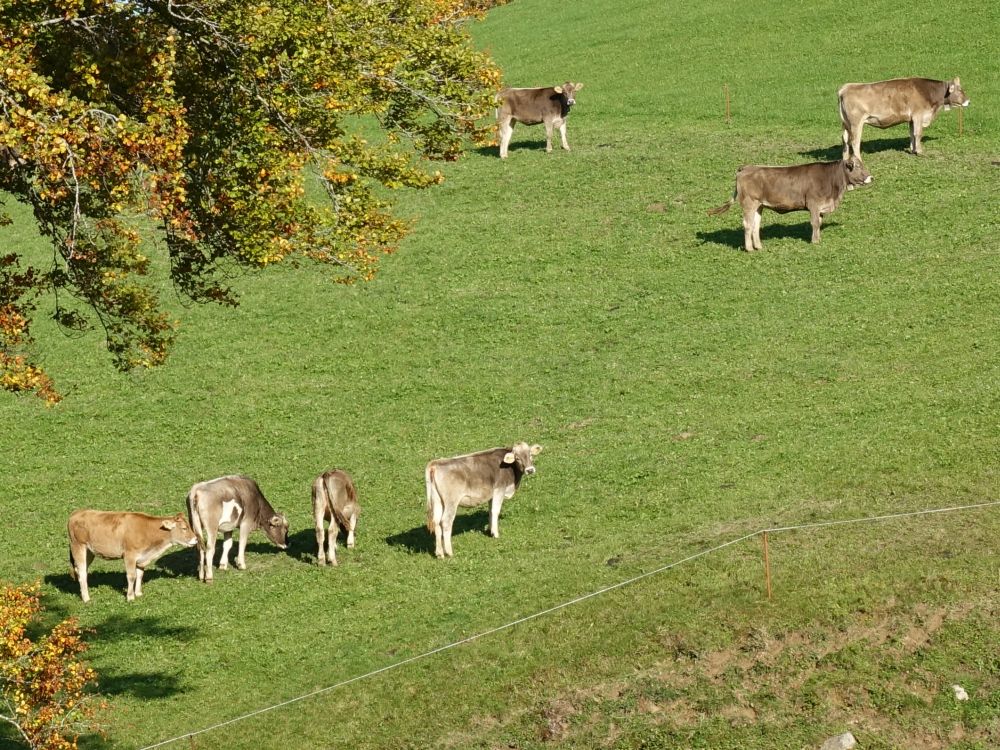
[
  {"left": 708, "top": 158, "right": 872, "bottom": 252},
  {"left": 496, "top": 83, "right": 583, "bottom": 159},
  {"left": 68, "top": 510, "right": 198, "bottom": 602},
  {"left": 186, "top": 475, "right": 289, "bottom": 582},
  {"left": 839, "top": 76, "right": 970, "bottom": 157},
  {"left": 311, "top": 469, "right": 360, "bottom": 566},
  {"left": 426, "top": 442, "right": 542, "bottom": 558}
]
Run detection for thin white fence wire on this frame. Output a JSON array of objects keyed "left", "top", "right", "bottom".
[{"left": 138, "top": 499, "right": 1000, "bottom": 750}]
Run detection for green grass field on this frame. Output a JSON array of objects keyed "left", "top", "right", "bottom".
[{"left": 2, "top": 0, "right": 999, "bottom": 747}]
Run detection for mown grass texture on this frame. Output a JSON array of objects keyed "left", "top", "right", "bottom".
[{"left": 1, "top": 0, "right": 999, "bottom": 747}]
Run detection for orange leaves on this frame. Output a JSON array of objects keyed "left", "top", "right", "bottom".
[{"left": 0, "top": 582, "right": 105, "bottom": 746}]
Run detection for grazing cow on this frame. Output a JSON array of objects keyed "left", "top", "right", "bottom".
[
  {"left": 426, "top": 442, "right": 542, "bottom": 558},
  {"left": 839, "top": 76, "right": 970, "bottom": 157},
  {"left": 707, "top": 158, "right": 872, "bottom": 252},
  {"left": 67, "top": 510, "right": 198, "bottom": 602},
  {"left": 186, "top": 475, "right": 289, "bottom": 582},
  {"left": 496, "top": 82, "right": 583, "bottom": 159},
  {"left": 311, "top": 469, "right": 360, "bottom": 566}
]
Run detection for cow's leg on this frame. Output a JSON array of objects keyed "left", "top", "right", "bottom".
[
  {"left": 236, "top": 529, "right": 249, "bottom": 570},
  {"left": 218, "top": 531, "right": 233, "bottom": 570},
  {"left": 489, "top": 491, "right": 504, "bottom": 538},
  {"left": 909, "top": 119, "right": 925, "bottom": 155},
  {"left": 202, "top": 535, "right": 217, "bottom": 582},
  {"left": 544, "top": 121, "right": 554, "bottom": 153},
  {"left": 134, "top": 566, "right": 144, "bottom": 598},
  {"left": 498, "top": 118, "right": 514, "bottom": 159},
  {"left": 741, "top": 205, "right": 757, "bottom": 252},
  {"left": 810, "top": 207, "right": 823, "bottom": 244},
  {"left": 346, "top": 512, "right": 357, "bottom": 549},
  {"left": 558, "top": 121, "right": 570, "bottom": 151},
  {"left": 124, "top": 556, "right": 138, "bottom": 601},
  {"left": 73, "top": 546, "right": 92, "bottom": 603},
  {"left": 314, "top": 502, "right": 328, "bottom": 565},
  {"left": 752, "top": 208, "right": 763, "bottom": 250},
  {"left": 850, "top": 122, "right": 864, "bottom": 161},
  {"left": 326, "top": 523, "right": 339, "bottom": 566},
  {"left": 441, "top": 502, "right": 458, "bottom": 558},
  {"left": 841, "top": 125, "right": 851, "bottom": 160}
]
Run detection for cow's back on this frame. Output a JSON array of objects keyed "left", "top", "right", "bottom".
[
  {"left": 68, "top": 510, "right": 154, "bottom": 558},
  {"left": 839, "top": 77, "right": 939, "bottom": 120},
  {"left": 498, "top": 87, "right": 556, "bottom": 125},
  {"left": 431, "top": 448, "right": 509, "bottom": 506},
  {"left": 737, "top": 162, "right": 843, "bottom": 210}
]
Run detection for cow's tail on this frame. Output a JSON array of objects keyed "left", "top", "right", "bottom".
[
  {"left": 68, "top": 545, "right": 76, "bottom": 580},
  {"left": 426, "top": 464, "right": 442, "bottom": 534},
  {"left": 186, "top": 489, "right": 207, "bottom": 549},
  {"left": 707, "top": 192, "right": 735, "bottom": 216}
]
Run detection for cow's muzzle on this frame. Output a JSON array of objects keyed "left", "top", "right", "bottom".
[
  {"left": 525, "top": 466, "right": 536, "bottom": 475},
  {"left": 962, "top": 99, "right": 970, "bottom": 107}
]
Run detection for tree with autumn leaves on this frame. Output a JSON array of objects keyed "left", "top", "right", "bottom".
[
  {"left": 0, "top": 582, "right": 104, "bottom": 750},
  {"left": 0, "top": 0, "right": 507, "bottom": 403}
]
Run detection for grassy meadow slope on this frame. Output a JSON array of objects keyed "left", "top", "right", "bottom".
[{"left": 1, "top": 0, "right": 998, "bottom": 747}]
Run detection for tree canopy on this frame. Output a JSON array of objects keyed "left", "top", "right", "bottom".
[{"left": 0, "top": 0, "right": 507, "bottom": 403}]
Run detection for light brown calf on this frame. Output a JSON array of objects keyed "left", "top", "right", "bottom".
[
  {"left": 312, "top": 469, "right": 360, "bottom": 566},
  {"left": 68, "top": 510, "right": 197, "bottom": 602}
]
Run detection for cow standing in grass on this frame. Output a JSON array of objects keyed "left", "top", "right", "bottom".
[
  {"left": 312, "top": 469, "right": 360, "bottom": 566},
  {"left": 496, "top": 83, "right": 583, "bottom": 159},
  {"left": 708, "top": 158, "right": 872, "bottom": 251},
  {"left": 426, "top": 442, "right": 542, "bottom": 558},
  {"left": 68, "top": 510, "right": 198, "bottom": 602},
  {"left": 838, "top": 76, "right": 970, "bottom": 157},
  {"left": 186, "top": 475, "right": 289, "bottom": 582}
]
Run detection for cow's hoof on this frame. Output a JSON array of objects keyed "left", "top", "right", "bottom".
[{"left": 236, "top": 563, "right": 246, "bottom": 571}]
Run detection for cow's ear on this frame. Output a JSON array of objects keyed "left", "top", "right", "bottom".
[
  {"left": 530, "top": 444, "right": 543, "bottom": 456},
  {"left": 503, "top": 451, "right": 516, "bottom": 464},
  {"left": 553, "top": 86, "right": 563, "bottom": 94},
  {"left": 574, "top": 83, "right": 583, "bottom": 91},
  {"left": 845, "top": 158, "right": 855, "bottom": 171},
  {"left": 269, "top": 514, "right": 282, "bottom": 526},
  {"left": 161, "top": 519, "right": 177, "bottom": 530},
  {"left": 945, "top": 82, "right": 953, "bottom": 97}
]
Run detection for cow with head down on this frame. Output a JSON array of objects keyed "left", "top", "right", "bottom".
[
  {"left": 496, "top": 83, "right": 583, "bottom": 159},
  {"left": 425, "top": 442, "right": 542, "bottom": 558},
  {"left": 839, "top": 76, "right": 970, "bottom": 157},
  {"left": 186, "top": 475, "right": 289, "bottom": 582}
]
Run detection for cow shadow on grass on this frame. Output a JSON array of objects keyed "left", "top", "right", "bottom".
[
  {"left": 472, "top": 140, "right": 550, "bottom": 158},
  {"left": 799, "top": 136, "right": 924, "bottom": 160},
  {"left": 697, "top": 221, "right": 841, "bottom": 251},
  {"left": 386, "top": 510, "right": 491, "bottom": 555},
  {"left": 45, "top": 560, "right": 193, "bottom": 601}
]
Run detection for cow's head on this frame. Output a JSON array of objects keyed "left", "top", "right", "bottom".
[
  {"left": 945, "top": 77, "right": 970, "bottom": 108},
  {"left": 553, "top": 82, "right": 583, "bottom": 107},
  {"left": 164, "top": 514, "right": 199, "bottom": 547},
  {"left": 265, "top": 513, "right": 290, "bottom": 549},
  {"left": 503, "top": 442, "right": 543, "bottom": 476},
  {"left": 843, "top": 157, "right": 873, "bottom": 189}
]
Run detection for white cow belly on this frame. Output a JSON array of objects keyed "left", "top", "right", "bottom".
[{"left": 216, "top": 499, "right": 242, "bottom": 532}]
